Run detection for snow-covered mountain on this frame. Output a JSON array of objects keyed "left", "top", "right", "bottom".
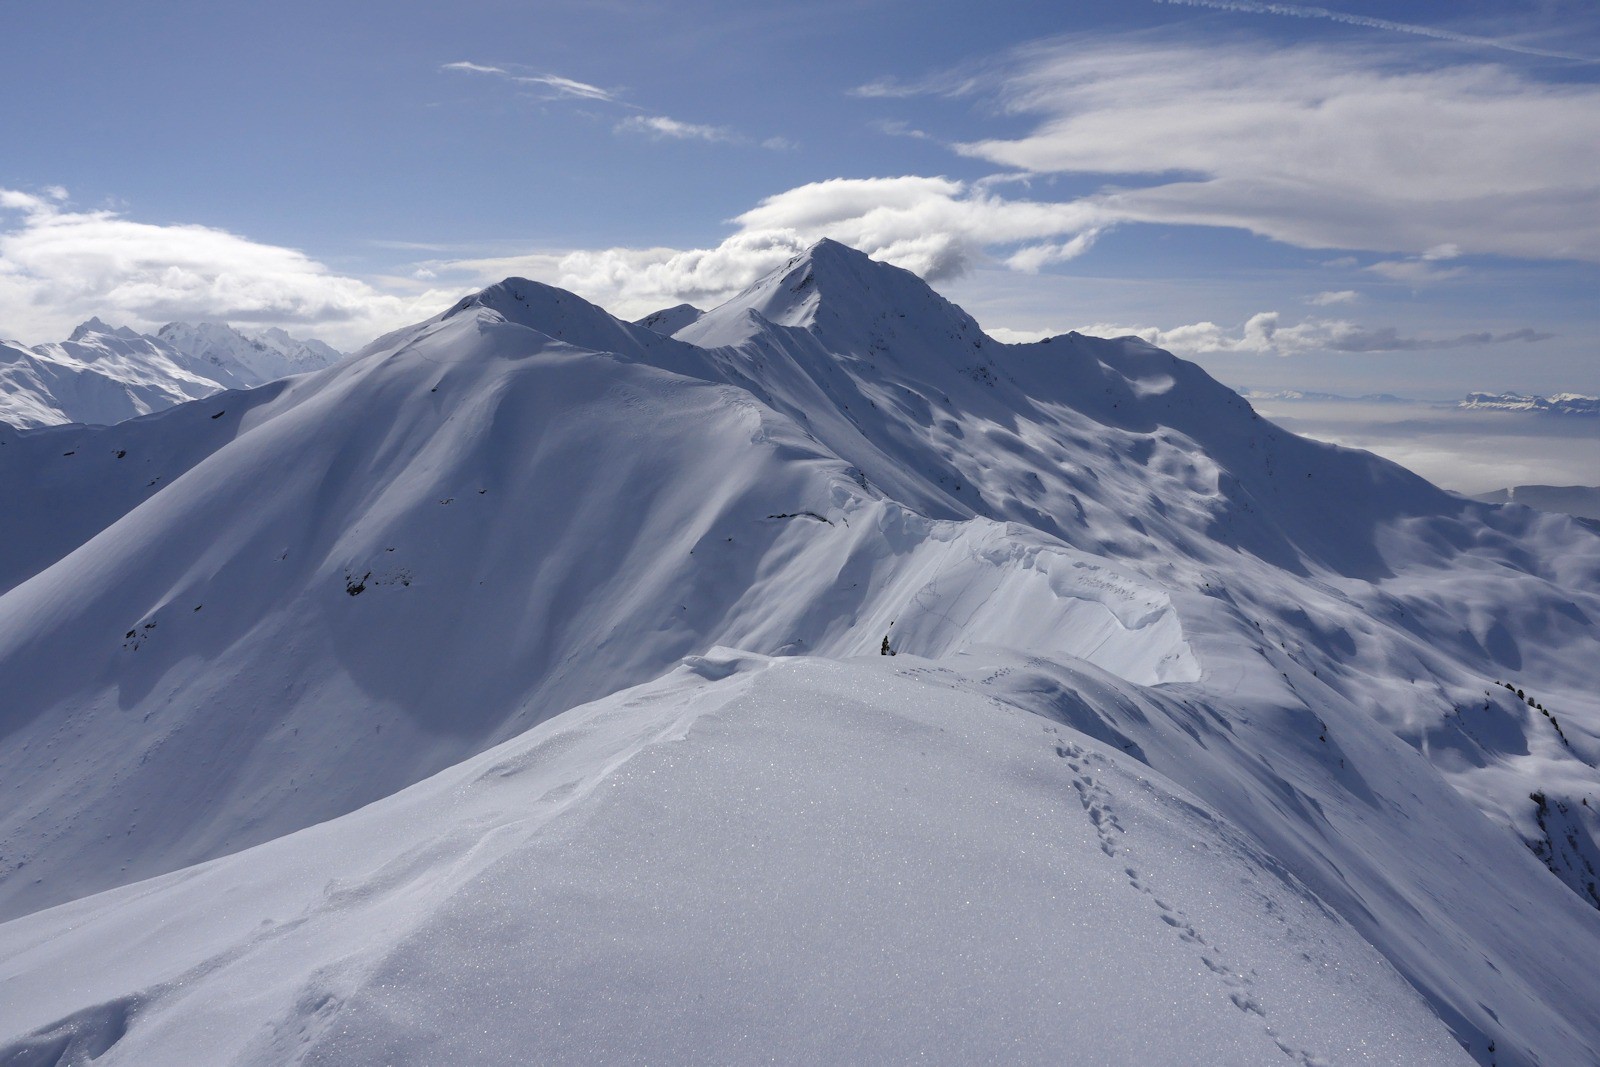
[
  {"left": 635, "top": 302, "right": 704, "bottom": 335},
  {"left": 1, "top": 241, "right": 1597, "bottom": 1065},
  {"left": 156, "top": 321, "right": 342, "bottom": 388},
  {"left": 0, "top": 319, "right": 229, "bottom": 428},
  {"left": 1460, "top": 391, "right": 1599, "bottom": 416},
  {"left": 1238, "top": 388, "right": 1415, "bottom": 404},
  {"left": 0, "top": 320, "right": 340, "bottom": 428}
]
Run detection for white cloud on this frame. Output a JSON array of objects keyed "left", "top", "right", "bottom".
[
  {"left": 1309, "top": 290, "right": 1359, "bottom": 306},
  {"left": 1078, "top": 312, "right": 1556, "bottom": 357},
  {"left": 423, "top": 175, "right": 1110, "bottom": 317},
  {"left": 1151, "top": 0, "right": 1599, "bottom": 62},
  {"left": 441, "top": 61, "right": 508, "bottom": 76},
  {"left": 448, "top": 60, "right": 788, "bottom": 151},
  {"left": 943, "top": 38, "right": 1600, "bottom": 262},
  {"left": 0, "top": 189, "right": 459, "bottom": 348},
  {"left": 442, "top": 62, "right": 620, "bottom": 103},
  {"left": 617, "top": 115, "right": 733, "bottom": 142},
  {"left": 872, "top": 120, "right": 935, "bottom": 141},
  {"left": 1365, "top": 257, "right": 1467, "bottom": 283},
  {"left": 616, "top": 115, "right": 737, "bottom": 143},
  {"left": 1002, "top": 232, "right": 1101, "bottom": 272}
]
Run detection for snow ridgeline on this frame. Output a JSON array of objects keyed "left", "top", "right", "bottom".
[{"left": 0, "top": 241, "right": 1597, "bottom": 1065}]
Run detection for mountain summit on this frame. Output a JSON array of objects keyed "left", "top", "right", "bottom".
[{"left": 0, "top": 243, "right": 1597, "bottom": 1065}]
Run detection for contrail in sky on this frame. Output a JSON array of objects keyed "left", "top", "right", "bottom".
[{"left": 1154, "top": 0, "right": 1598, "bottom": 62}]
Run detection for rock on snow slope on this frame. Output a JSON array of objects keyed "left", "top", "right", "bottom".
[
  {"left": 0, "top": 241, "right": 1597, "bottom": 1064},
  {"left": 0, "top": 320, "right": 339, "bottom": 429}
]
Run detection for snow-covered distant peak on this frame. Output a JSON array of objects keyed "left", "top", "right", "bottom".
[
  {"left": 1461, "top": 391, "right": 1598, "bottom": 416},
  {"left": 63, "top": 318, "right": 154, "bottom": 350},
  {"left": 634, "top": 303, "right": 704, "bottom": 336},
  {"left": 67, "top": 317, "right": 122, "bottom": 342},
  {"left": 252, "top": 326, "right": 342, "bottom": 368},
  {"left": 156, "top": 321, "right": 340, "bottom": 388},
  {"left": 1240, "top": 388, "right": 1416, "bottom": 404}
]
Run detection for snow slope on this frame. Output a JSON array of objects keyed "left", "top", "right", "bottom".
[
  {"left": 1, "top": 242, "right": 1597, "bottom": 1065},
  {"left": 0, "top": 320, "right": 338, "bottom": 428},
  {"left": 0, "top": 652, "right": 1468, "bottom": 1066}
]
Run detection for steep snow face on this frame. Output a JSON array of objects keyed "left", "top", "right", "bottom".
[
  {"left": 0, "top": 382, "right": 292, "bottom": 596},
  {"left": 2, "top": 241, "right": 1599, "bottom": 1065},
  {"left": 0, "top": 653, "right": 1470, "bottom": 1067}
]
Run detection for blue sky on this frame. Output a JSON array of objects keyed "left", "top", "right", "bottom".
[{"left": 2, "top": 0, "right": 1596, "bottom": 397}]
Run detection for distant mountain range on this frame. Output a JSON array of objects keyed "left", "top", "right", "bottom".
[
  {"left": 1474, "top": 484, "right": 1600, "bottom": 522},
  {"left": 1460, "top": 392, "right": 1599, "bottom": 416},
  {"left": 1241, "top": 387, "right": 1598, "bottom": 416},
  {"left": 1238, "top": 388, "right": 1415, "bottom": 404},
  {"left": 0, "top": 320, "right": 341, "bottom": 428}
]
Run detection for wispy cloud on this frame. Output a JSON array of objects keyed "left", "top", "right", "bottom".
[
  {"left": 1151, "top": 0, "right": 1600, "bottom": 63},
  {"left": 1079, "top": 312, "right": 1556, "bottom": 356},
  {"left": 446, "top": 61, "right": 790, "bottom": 150},
  {"left": 440, "top": 61, "right": 507, "bottom": 76},
  {"left": 617, "top": 115, "right": 736, "bottom": 142},
  {"left": 1308, "top": 289, "right": 1358, "bottom": 305},
  {"left": 1365, "top": 260, "right": 1466, "bottom": 284},
  {"left": 941, "top": 38, "right": 1600, "bottom": 262},
  {"left": 872, "top": 119, "right": 940, "bottom": 143},
  {"left": 849, "top": 72, "right": 983, "bottom": 99},
  {"left": 441, "top": 61, "right": 623, "bottom": 103}
]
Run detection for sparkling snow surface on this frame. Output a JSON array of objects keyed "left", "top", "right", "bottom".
[
  {"left": 0, "top": 653, "right": 1465, "bottom": 1065},
  {"left": 0, "top": 242, "right": 1596, "bottom": 1065}
]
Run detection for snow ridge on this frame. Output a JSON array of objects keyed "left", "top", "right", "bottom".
[{"left": 0, "top": 240, "right": 1597, "bottom": 1066}]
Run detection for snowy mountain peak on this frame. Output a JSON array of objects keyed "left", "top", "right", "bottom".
[
  {"left": 66, "top": 317, "right": 140, "bottom": 343},
  {"left": 680, "top": 238, "right": 990, "bottom": 355},
  {"left": 156, "top": 320, "right": 340, "bottom": 389},
  {"left": 634, "top": 303, "right": 704, "bottom": 336},
  {"left": 446, "top": 276, "right": 682, "bottom": 360}
]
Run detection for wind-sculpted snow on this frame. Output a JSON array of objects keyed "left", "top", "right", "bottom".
[
  {"left": 0, "top": 240, "right": 1597, "bottom": 1065},
  {"left": 0, "top": 653, "right": 1468, "bottom": 1066}
]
